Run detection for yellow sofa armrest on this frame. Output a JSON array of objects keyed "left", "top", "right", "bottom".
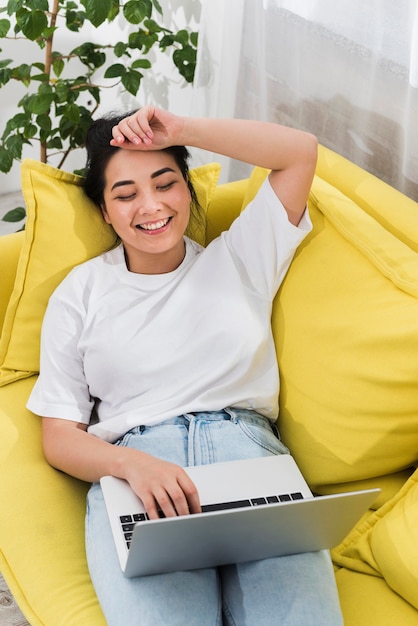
[{"left": 0, "top": 377, "right": 106, "bottom": 625}]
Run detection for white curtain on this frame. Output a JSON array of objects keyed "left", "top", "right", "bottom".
[{"left": 192, "top": 0, "right": 418, "bottom": 200}]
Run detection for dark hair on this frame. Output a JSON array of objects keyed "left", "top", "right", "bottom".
[{"left": 84, "top": 111, "right": 201, "bottom": 220}]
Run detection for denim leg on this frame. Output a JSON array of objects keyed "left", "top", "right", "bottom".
[
  {"left": 186, "top": 411, "right": 343, "bottom": 626},
  {"left": 85, "top": 424, "right": 222, "bottom": 626},
  {"left": 220, "top": 551, "right": 343, "bottom": 626}
]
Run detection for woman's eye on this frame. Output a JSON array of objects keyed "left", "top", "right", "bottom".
[
  {"left": 116, "top": 193, "right": 135, "bottom": 201},
  {"left": 157, "top": 181, "right": 175, "bottom": 191}
]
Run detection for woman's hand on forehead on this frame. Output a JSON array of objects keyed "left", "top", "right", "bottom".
[{"left": 110, "top": 106, "right": 184, "bottom": 150}]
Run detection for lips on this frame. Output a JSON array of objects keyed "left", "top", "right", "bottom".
[{"left": 136, "top": 217, "right": 172, "bottom": 231}]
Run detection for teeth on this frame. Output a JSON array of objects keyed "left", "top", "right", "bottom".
[{"left": 138, "top": 218, "right": 170, "bottom": 231}]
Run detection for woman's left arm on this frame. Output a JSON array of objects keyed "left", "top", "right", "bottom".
[
  {"left": 181, "top": 117, "right": 317, "bottom": 226},
  {"left": 111, "top": 106, "right": 318, "bottom": 226}
]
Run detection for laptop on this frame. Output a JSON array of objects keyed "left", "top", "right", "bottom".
[{"left": 100, "top": 454, "right": 379, "bottom": 578}]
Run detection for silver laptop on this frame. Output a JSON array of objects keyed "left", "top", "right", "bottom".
[{"left": 100, "top": 455, "right": 379, "bottom": 578}]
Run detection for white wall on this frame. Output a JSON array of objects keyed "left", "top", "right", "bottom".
[{"left": 0, "top": 0, "right": 201, "bottom": 194}]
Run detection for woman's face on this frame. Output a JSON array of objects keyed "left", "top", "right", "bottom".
[{"left": 102, "top": 149, "right": 192, "bottom": 274}]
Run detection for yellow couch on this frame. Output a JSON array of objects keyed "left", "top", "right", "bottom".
[{"left": 0, "top": 146, "right": 417, "bottom": 625}]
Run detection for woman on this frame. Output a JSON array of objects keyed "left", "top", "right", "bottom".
[{"left": 27, "top": 106, "right": 342, "bottom": 625}]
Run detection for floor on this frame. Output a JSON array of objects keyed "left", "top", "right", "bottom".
[
  {"left": 1, "top": 192, "right": 31, "bottom": 625},
  {"left": 0, "top": 573, "right": 30, "bottom": 626}
]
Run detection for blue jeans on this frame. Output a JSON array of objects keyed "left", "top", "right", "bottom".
[{"left": 85, "top": 409, "right": 343, "bottom": 625}]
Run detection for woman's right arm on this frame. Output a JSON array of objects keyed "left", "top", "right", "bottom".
[{"left": 42, "top": 417, "right": 201, "bottom": 519}]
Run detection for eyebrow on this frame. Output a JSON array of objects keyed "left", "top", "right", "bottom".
[{"left": 110, "top": 167, "right": 176, "bottom": 192}]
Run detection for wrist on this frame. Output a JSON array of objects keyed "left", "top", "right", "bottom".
[{"left": 110, "top": 445, "right": 147, "bottom": 481}]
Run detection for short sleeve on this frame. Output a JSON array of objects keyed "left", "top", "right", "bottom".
[
  {"left": 223, "top": 178, "right": 312, "bottom": 300},
  {"left": 27, "top": 279, "right": 94, "bottom": 423}
]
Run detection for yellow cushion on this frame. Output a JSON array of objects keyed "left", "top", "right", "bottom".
[
  {"left": 240, "top": 163, "right": 418, "bottom": 493},
  {"left": 274, "top": 176, "right": 418, "bottom": 490},
  {"left": 316, "top": 144, "right": 418, "bottom": 253},
  {"left": 335, "top": 568, "right": 418, "bottom": 626},
  {"left": 371, "top": 470, "right": 418, "bottom": 610},
  {"left": 332, "top": 470, "right": 418, "bottom": 608},
  {"left": 0, "top": 160, "right": 220, "bottom": 386}
]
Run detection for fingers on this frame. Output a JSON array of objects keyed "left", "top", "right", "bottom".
[
  {"left": 130, "top": 462, "right": 201, "bottom": 520},
  {"left": 111, "top": 106, "right": 155, "bottom": 147},
  {"left": 147, "top": 474, "right": 200, "bottom": 520}
]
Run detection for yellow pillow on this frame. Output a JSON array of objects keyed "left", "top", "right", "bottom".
[
  {"left": 332, "top": 469, "right": 418, "bottom": 609},
  {"left": 0, "top": 159, "right": 220, "bottom": 386},
  {"left": 271, "top": 175, "right": 418, "bottom": 491},
  {"left": 371, "top": 469, "right": 418, "bottom": 609},
  {"left": 228, "top": 162, "right": 418, "bottom": 492},
  {"left": 316, "top": 144, "right": 418, "bottom": 252}
]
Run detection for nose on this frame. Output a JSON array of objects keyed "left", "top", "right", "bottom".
[{"left": 136, "top": 190, "right": 162, "bottom": 216}]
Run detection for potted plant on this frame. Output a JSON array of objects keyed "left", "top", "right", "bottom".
[{"left": 0, "top": 0, "right": 198, "bottom": 224}]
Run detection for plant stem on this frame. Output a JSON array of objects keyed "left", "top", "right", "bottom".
[{"left": 40, "top": 0, "right": 59, "bottom": 163}]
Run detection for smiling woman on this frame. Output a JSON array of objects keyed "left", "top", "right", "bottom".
[{"left": 24, "top": 106, "right": 344, "bottom": 626}]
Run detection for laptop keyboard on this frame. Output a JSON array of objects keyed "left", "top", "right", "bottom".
[{"left": 119, "top": 492, "right": 304, "bottom": 549}]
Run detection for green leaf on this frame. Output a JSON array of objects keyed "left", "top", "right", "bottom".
[
  {"left": 52, "top": 52, "right": 65, "bottom": 77},
  {"left": 32, "top": 62, "right": 45, "bottom": 72},
  {"left": 0, "top": 145, "right": 13, "bottom": 172},
  {"left": 2, "top": 206, "right": 26, "bottom": 223},
  {"left": 108, "top": 0, "right": 120, "bottom": 22},
  {"left": 47, "top": 136, "right": 63, "bottom": 149},
  {"left": 0, "top": 67, "right": 12, "bottom": 86},
  {"left": 73, "top": 167, "right": 87, "bottom": 177},
  {"left": 27, "top": 0, "right": 49, "bottom": 10},
  {"left": 65, "top": 9, "right": 85, "bottom": 32},
  {"left": 52, "top": 59, "right": 65, "bottom": 77},
  {"left": 121, "top": 69, "right": 142, "bottom": 95},
  {"left": 12, "top": 63, "right": 31, "bottom": 82},
  {"left": 131, "top": 58, "right": 151, "bottom": 69},
  {"left": 31, "top": 72, "right": 49, "bottom": 82},
  {"left": 54, "top": 81, "right": 70, "bottom": 103},
  {"left": 28, "top": 92, "right": 55, "bottom": 114},
  {"left": 87, "top": 85, "right": 101, "bottom": 104},
  {"left": 151, "top": 0, "right": 163, "bottom": 16},
  {"left": 173, "top": 46, "right": 196, "bottom": 83},
  {"left": 0, "top": 18, "right": 10, "bottom": 36},
  {"left": 174, "top": 29, "right": 189, "bottom": 46},
  {"left": 114, "top": 41, "right": 128, "bottom": 58},
  {"left": 160, "top": 33, "right": 174, "bottom": 48},
  {"left": 6, "top": 133, "right": 25, "bottom": 158},
  {"left": 104, "top": 63, "right": 125, "bottom": 78},
  {"left": 81, "top": 0, "right": 113, "bottom": 27},
  {"left": 72, "top": 42, "right": 106, "bottom": 69},
  {"left": 7, "top": 0, "right": 24, "bottom": 15},
  {"left": 123, "top": 0, "right": 152, "bottom": 25},
  {"left": 63, "top": 102, "right": 81, "bottom": 123},
  {"left": 17, "top": 9, "right": 48, "bottom": 41},
  {"left": 143, "top": 18, "right": 162, "bottom": 33},
  {"left": 36, "top": 113, "right": 52, "bottom": 132},
  {"left": 2, "top": 112, "right": 30, "bottom": 136},
  {"left": 23, "top": 123, "right": 37, "bottom": 139}
]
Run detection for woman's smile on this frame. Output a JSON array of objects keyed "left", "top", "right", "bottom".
[{"left": 136, "top": 216, "right": 173, "bottom": 232}]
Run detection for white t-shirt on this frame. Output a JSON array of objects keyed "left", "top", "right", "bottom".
[{"left": 27, "top": 179, "right": 311, "bottom": 442}]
